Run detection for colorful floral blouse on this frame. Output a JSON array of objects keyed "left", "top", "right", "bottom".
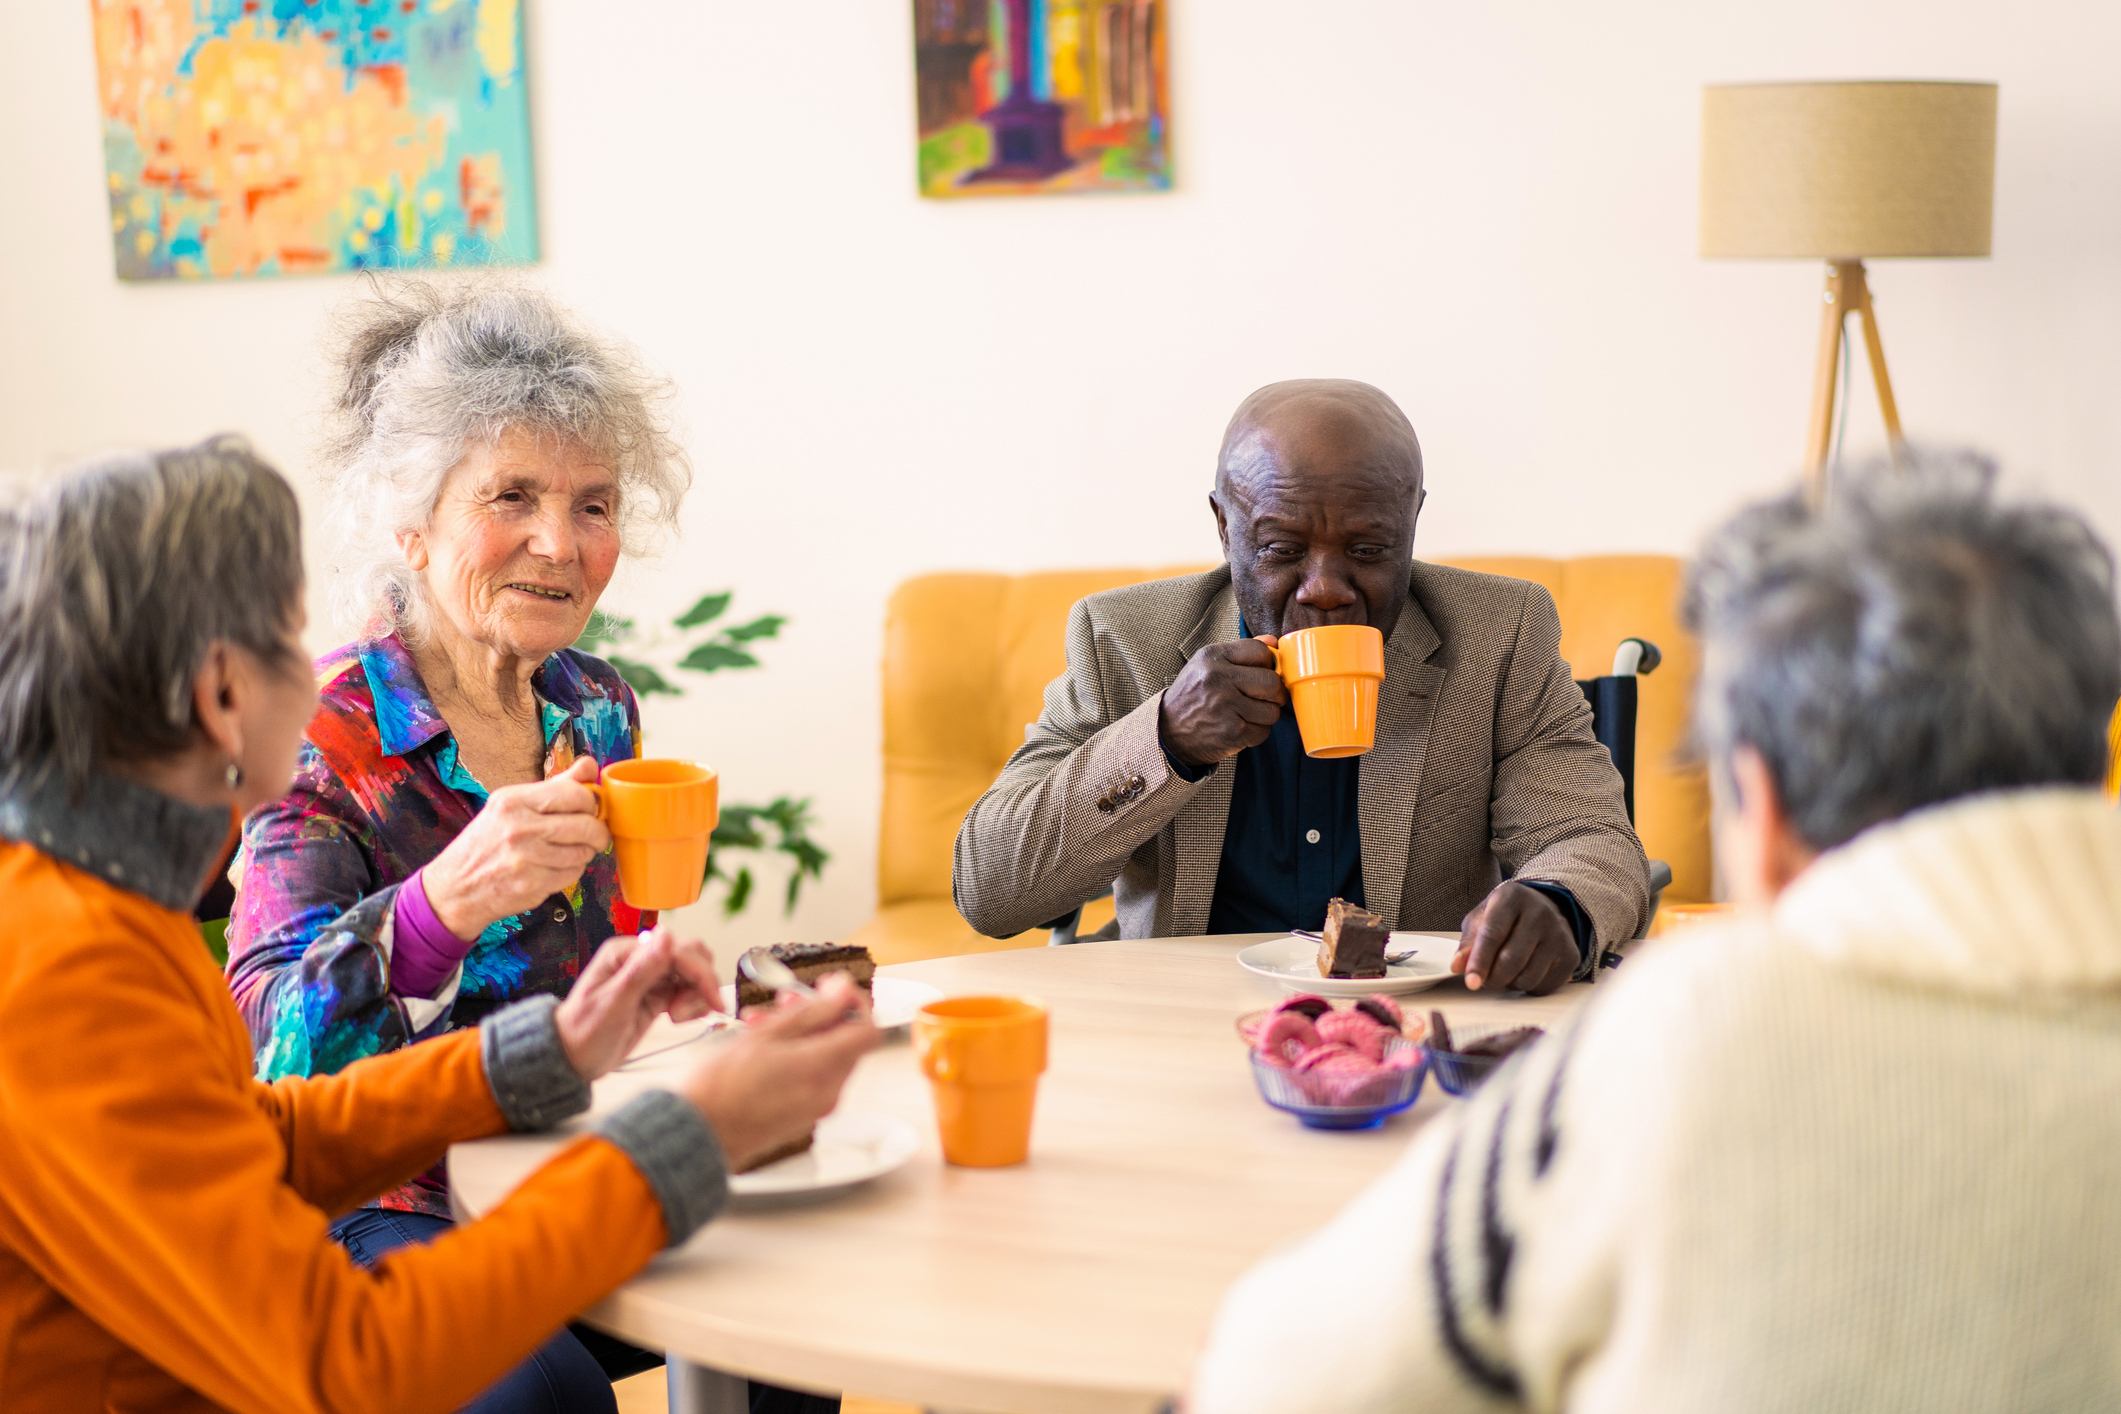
[{"left": 225, "top": 634, "right": 652, "bottom": 1217}]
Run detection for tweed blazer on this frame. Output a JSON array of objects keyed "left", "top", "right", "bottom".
[{"left": 951, "top": 563, "right": 1650, "bottom": 964}]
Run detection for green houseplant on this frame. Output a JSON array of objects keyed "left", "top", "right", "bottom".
[{"left": 575, "top": 593, "right": 828, "bottom": 917}]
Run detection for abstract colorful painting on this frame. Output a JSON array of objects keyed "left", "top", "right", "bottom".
[
  {"left": 913, "top": 0, "right": 1170, "bottom": 198},
  {"left": 91, "top": 0, "right": 538, "bottom": 281}
]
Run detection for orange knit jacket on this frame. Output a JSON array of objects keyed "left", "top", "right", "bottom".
[{"left": 0, "top": 839, "right": 670, "bottom": 1414}]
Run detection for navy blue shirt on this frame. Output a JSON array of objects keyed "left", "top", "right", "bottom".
[
  {"left": 1164, "top": 624, "right": 1595, "bottom": 961},
  {"left": 1199, "top": 707, "right": 1364, "bottom": 934}
]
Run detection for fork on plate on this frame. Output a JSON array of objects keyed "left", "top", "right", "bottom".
[{"left": 1289, "top": 927, "right": 1424, "bottom": 967}]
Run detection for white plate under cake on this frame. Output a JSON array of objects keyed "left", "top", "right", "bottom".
[
  {"left": 728, "top": 1110, "right": 921, "bottom": 1204},
  {"left": 1235, "top": 932, "right": 1457, "bottom": 996}
]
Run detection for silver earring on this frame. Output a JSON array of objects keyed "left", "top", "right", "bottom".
[{"left": 225, "top": 761, "right": 244, "bottom": 790}]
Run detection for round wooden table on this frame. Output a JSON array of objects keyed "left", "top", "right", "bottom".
[{"left": 450, "top": 934, "right": 1591, "bottom": 1414}]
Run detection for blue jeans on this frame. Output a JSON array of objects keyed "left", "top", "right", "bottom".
[{"left": 332, "top": 1210, "right": 839, "bottom": 1414}]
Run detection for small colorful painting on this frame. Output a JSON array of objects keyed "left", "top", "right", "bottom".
[
  {"left": 90, "top": 0, "right": 538, "bottom": 281},
  {"left": 913, "top": 0, "right": 1170, "bottom": 198}
]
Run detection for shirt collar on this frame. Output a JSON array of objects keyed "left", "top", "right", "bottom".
[
  {"left": 358, "top": 633, "right": 587, "bottom": 759},
  {"left": 358, "top": 634, "right": 451, "bottom": 757},
  {"left": 536, "top": 647, "right": 589, "bottom": 717},
  {"left": 0, "top": 768, "right": 234, "bottom": 913}
]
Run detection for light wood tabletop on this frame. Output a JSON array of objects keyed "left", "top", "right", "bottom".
[{"left": 450, "top": 934, "right": 1593, "bottom": 1414}]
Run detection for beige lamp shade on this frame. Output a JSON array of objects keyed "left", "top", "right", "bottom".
[{"left": 1700, "top": 81, "right": 1997, "bottom": 259}]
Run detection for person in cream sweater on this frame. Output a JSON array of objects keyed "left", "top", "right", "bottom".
[{"left": 1189, "top": 453, "right": 2121, "bottom": 1414}]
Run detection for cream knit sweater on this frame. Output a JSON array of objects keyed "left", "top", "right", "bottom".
[{"left": 1192, "top": 787, "right": 2121, "bottom": 1414}]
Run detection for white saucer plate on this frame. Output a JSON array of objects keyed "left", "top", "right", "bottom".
[
  {"left": 729, "top": 1109, "right": 921, "bottom": 1206},
  {"left": 1236, "top": 933, "right": 1457, "bottom": 997}
]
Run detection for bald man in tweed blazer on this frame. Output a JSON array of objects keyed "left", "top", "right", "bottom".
[{"left": 953, "top": 382, "right": 1650, "bottom": 992}]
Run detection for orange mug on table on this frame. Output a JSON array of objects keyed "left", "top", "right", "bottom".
[
  {"left": 1646, "top": 901, "right": 1739, "bottom": 939},
  {"left": 912, "top": 996, "right": 1048, "bottom": 1167},
  {"left": 587, "top": 759, "right": 718, "bottom": 910},
  {"left": 1274, "top": 624, "right": 1386, "bottom": 758}
]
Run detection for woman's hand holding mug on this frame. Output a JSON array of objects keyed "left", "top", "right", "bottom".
[{"left": 422, "top": 755, "right": 613, "bottom": 941}]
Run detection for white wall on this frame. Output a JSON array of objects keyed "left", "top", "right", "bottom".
[{"left": 4, "top": 0, "right": 2117, "bottom": 953}]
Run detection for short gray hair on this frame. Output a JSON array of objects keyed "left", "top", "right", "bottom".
[
  {"left": 0, "top": 436, "right": 305, "bottom": 793},
  {"left": 321, "top": 278, "right": 690, "bottom": 641},
  {"left": 1685, "top": 451, "right": 2121, "bottom": 852}
]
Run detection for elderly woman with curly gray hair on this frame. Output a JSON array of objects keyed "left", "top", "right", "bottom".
[
  {"left": 223, "top": 281, "right": 840, "bottom": 1413},
  {"left": 0, "top": 437, "right": 876, "bottom": 1414}
]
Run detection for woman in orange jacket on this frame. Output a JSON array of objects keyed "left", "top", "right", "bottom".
[{"left": 0, "top": 437, "right": 878, "bottom": 1414}]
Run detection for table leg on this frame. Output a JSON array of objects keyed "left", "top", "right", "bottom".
[{"left": 667, "top": 1356, "right": 749, "bottom": 1414}]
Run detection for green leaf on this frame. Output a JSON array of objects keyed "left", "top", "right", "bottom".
[
  {"left": 720, "top": 614, "right": 787, "bottom": 644},
  {"left": 608, "top": 656, "right": 679, "bottom": 697},
  {"left": 710, "top": 812, "right": 765, "bottom": 851},
  {"left": 199, "top": 917, "right": 230, "bottom": 966},
  {"left": 674, "top": 591, "right": 732, "bottom": 629},
  {"left": 574, "top": 610, "right": 634, "bottom": 652},
  {"left": 779, "top": 836, "right": 829, "bottom": 877},
  {"left": 756, "top": 795, "right": 807, "bottom": 827},
  {"left": 722, "top": 866, "right": 753, "bottom": 917},
  {"left": 678, "top": 642, "right": 760, "bottom": 674}
]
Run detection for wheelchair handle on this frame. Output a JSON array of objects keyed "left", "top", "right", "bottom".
[{"left": 1612, "top": 638, "right": 1662, "bottom": 676}]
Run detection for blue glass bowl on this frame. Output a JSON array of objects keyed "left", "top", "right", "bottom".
[
  {"left": 1248, "top": 1039, "right": 1428, "bottom": 1130},
  {"left": 1427, "top": 1046, "right": 1504, "bottom": 1097},
  {"left": 1426, "top": 1025, "right": 1544, "bottom": 1096}
]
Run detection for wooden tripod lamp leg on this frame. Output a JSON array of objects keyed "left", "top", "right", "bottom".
[
  {"left": 1802, "top": 260, "right": 1854, "bottom": 503},
  {"left": 1804, "top": 258, "right": 1909, "bottom": 501},
  {"left": 1846, "top": 262, "right": 1907, "bottom": 465}
]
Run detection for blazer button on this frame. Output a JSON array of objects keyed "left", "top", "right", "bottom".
[{"left": 1096, "top": 797, "right": 1116, "bottom": 815}]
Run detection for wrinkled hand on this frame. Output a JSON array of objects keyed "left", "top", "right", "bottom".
[
  {"left": 1453, "top": 881, "right": 1579, "bottom": 995},
  {"left": 554, "top": 926, "right": 724, "bottom": 1081},
  {"left": 422, "top": 755, "right": 612, "bottom": 940},
  {"left": 1158, "top": 636, "right": 1286, "bottom": 769},
  {"left": 676, "top": 975, "right": 879, "bottom": 1172}
]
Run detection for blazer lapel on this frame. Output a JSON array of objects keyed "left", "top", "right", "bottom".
[
  {"left": 1166, "top": 583, "right": 1242, "bottom": 937},
  {"left": 1360, "top": 589, "right": 1446, "bottom": 927}
]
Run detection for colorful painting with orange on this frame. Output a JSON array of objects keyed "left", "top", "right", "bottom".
[
  {"left": 91, "top": 0, "right": 537, "bottom": 280},
  {"left": 912, "top": 0, "right": 1170, "bottom": 198}
]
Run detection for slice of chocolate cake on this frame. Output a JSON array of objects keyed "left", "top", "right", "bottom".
[
  {"left": 734, "top": 941, "right": 877, "bottom": 1008},
  {"left": 736, "top": 1130, "right": 815, "bottom": 1174},
  {"left": 1316, "top": 897, "right": 1388, "bottom": 979}
]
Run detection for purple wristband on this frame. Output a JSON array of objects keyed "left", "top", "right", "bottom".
[{"left": 390, "top": 868, "right": 477, "bottom": 1000}]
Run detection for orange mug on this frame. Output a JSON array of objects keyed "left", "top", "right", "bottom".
[
  {"left": 1274, "top": 624, "right": 1386, "bottom": 758},
  {"left": 587, "top": 759, "right": 718, "bottom": 910},
  {"left": 1646, "top": 901, "right": 1739, "bottom": 939},
  {"left": 912, "top": 996, "right": 1048, "bottom": 1167}
]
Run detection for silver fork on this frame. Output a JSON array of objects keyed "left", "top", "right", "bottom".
[
  {"left": 620, "top": 947, "right": 827, "bottom": 1073},
  {"left": 1291, "top": 927, "right": 1422, "bottom": 966}
]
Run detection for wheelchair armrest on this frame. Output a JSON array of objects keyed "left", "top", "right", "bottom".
[{"left": 1046, "top": 883, "right": 1117, "bottom": 946}]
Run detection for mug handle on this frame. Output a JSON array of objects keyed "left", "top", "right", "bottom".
[
  {"left": 1266, "top": 632, "right": 1290, "bottom": 683},
  {"left": 918, "top": 1030, "right": 961, "bottom": 1081},
  {"left": 584, "top": 783, "right": 608, "bottom": 821}
]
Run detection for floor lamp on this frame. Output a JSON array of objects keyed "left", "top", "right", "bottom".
[{"left": 1699, "top": 81, "right": 1997, "bottom": 501}]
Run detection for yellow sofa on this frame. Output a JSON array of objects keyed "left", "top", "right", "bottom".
[
  {"left": 845, "top": 557, "right": 1710, "bottom": 966},
  {"left": 1439, "top": 556, "right": 1711, "bottom": 907},
  {"left": 2109, "top": 701, "right": 2120, "bottom": 801}
]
